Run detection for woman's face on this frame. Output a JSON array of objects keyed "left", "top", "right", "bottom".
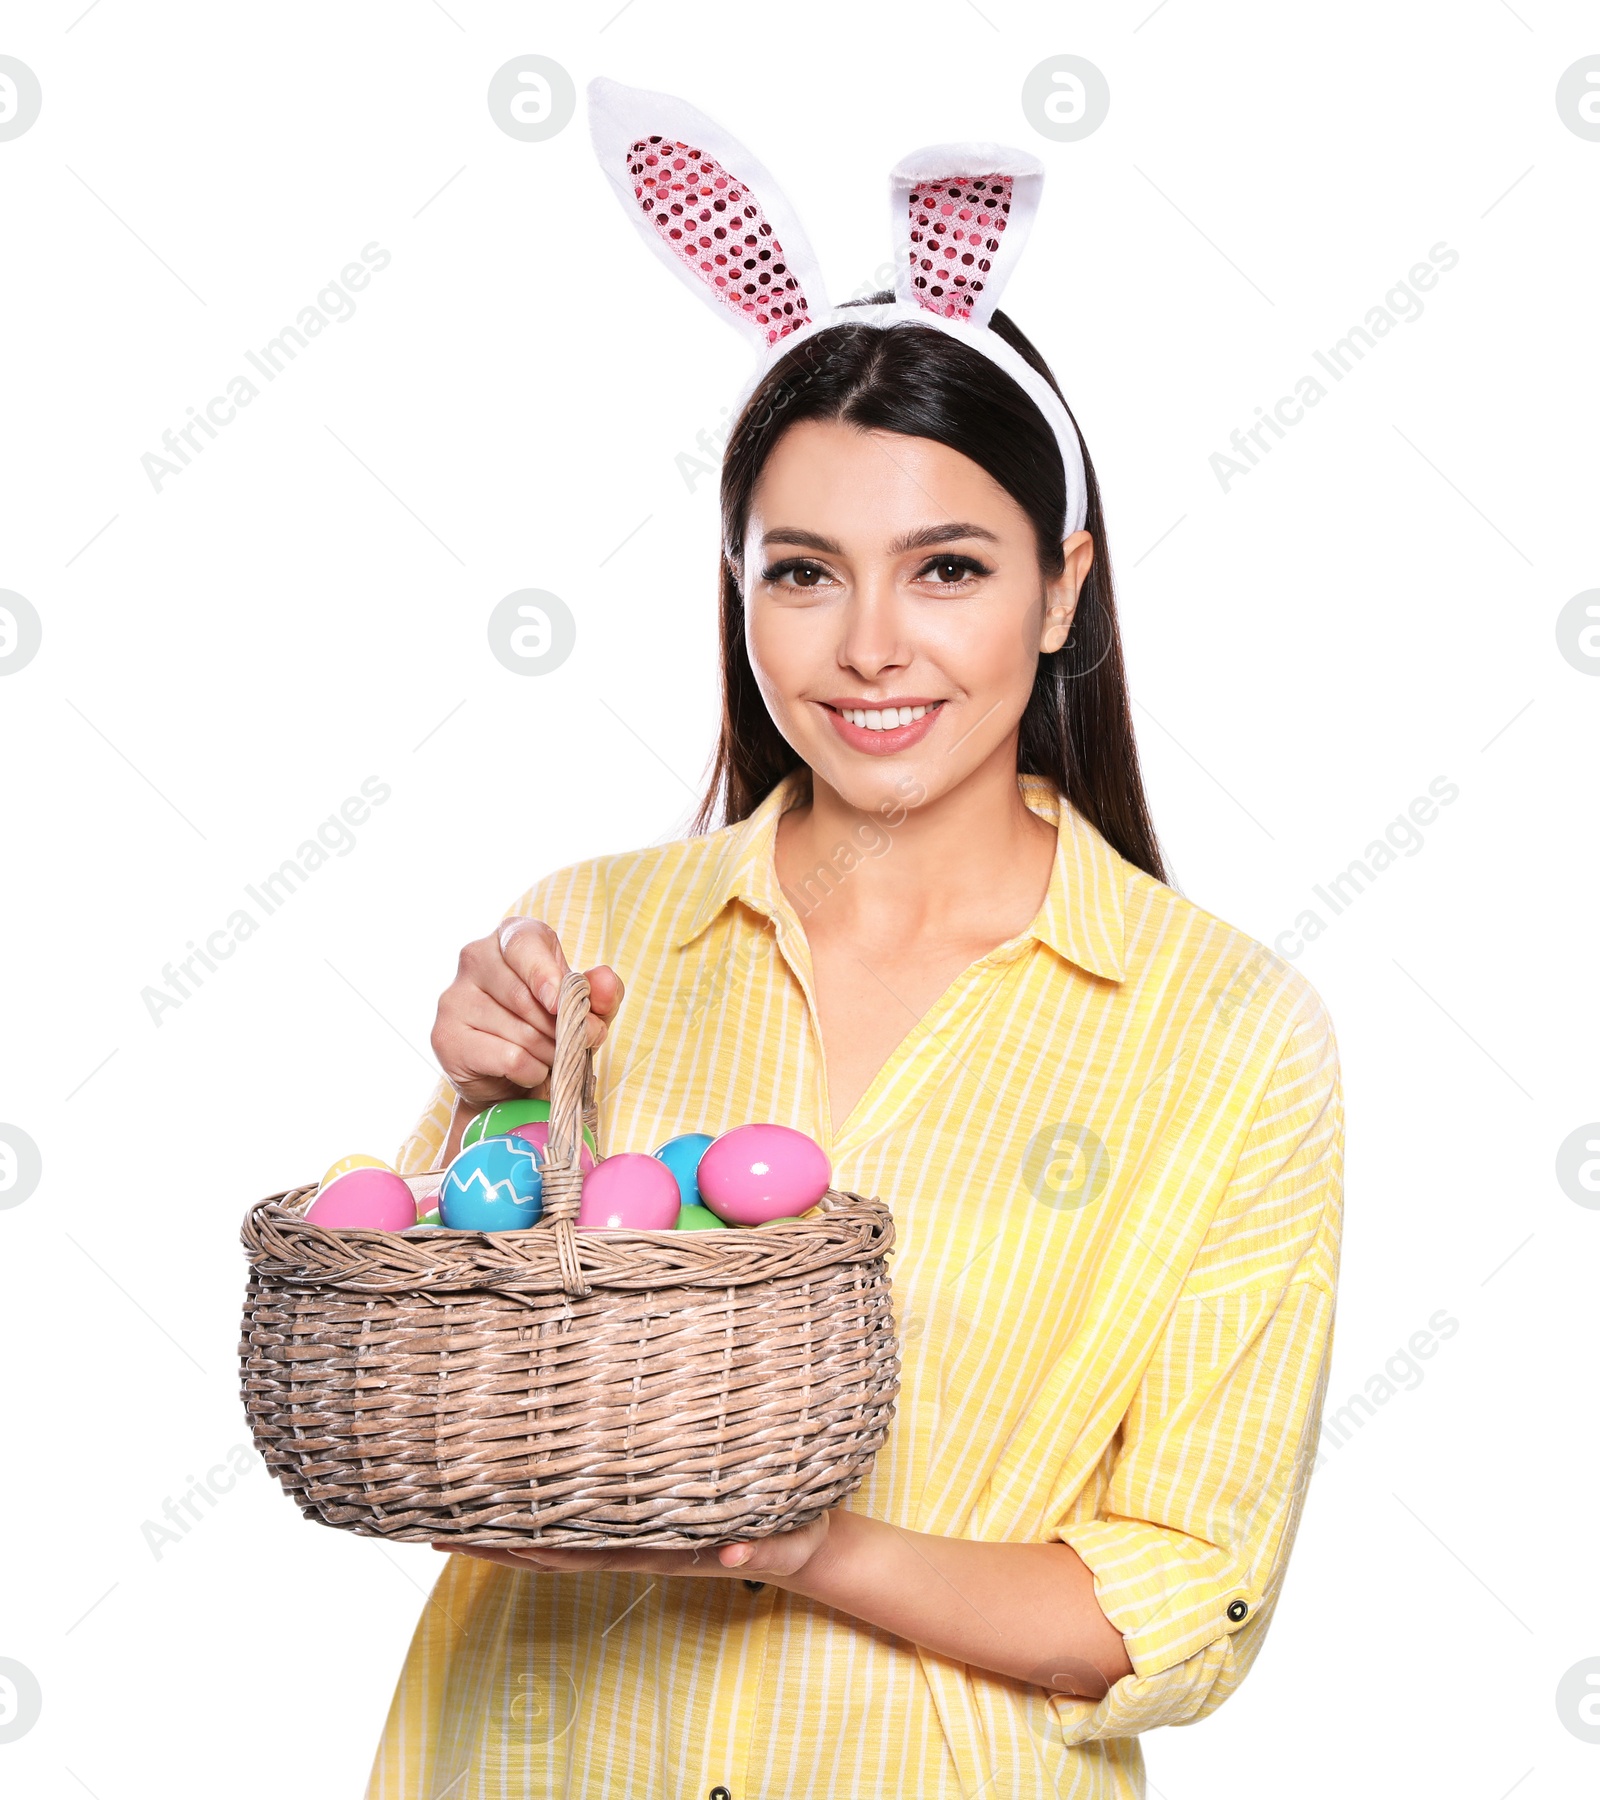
[{"left": 741, "top": 418, "right": 1093, "bottom": 817}]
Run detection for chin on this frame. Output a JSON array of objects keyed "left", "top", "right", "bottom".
[{"left": 809, "top": 751, "right": 934, "bottom": 817}]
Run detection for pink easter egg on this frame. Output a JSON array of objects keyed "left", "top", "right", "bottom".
[
  {"left": 305, "top": 1166, "right": 418, "bottom": 1232},
  {"left": 510, "top": 1120, "right": 597, "bottom": 1176},
  {"left": 576, "top": 1153, "right": 681, "bottom": 1231},
  {"left": 696, "top": 1123, "right": 832, "bottom": 1225}
]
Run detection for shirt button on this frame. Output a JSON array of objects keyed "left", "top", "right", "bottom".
[
  {"left": 709, "top": 1788, "right": 733, "bottom": 1799},
  {"left": 1226, "top": 1599, "right": 1249, "bottom": 1622},
  {"left": 743, "top": 1579, "right": 765, "bottom": 1592}
]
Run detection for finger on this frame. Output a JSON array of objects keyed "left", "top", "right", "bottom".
[
  {"left": 584, "top": 964, "right": 626, "bottom": 1024},
  {"left": 455, "top": 933, "right": 549, "bottom": 1032},
  {"left": 452, "top": 986, "right": 556, "bottom": 1070},
  {"left": 498, "top": 919, "right": 571, "bottom": 1014},
  {"left": 441, "top": 1023, "right": 552, "bottom": 1095}
]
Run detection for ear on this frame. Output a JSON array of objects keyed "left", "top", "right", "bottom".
[
  {"left": 1040, "top": 531, "right": 1094, "bottom": 653},
  {"left": 888, "top": 144, "right": 1045, "bottom": 326},
  {"left": 1040, "top": 594, "right": 1075, "bottom": 655},
  {"left": 588, "top": 76, "right": 829, "bottom": 351}
]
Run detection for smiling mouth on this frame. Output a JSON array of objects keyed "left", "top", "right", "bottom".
[{"left": 822, "top": 700, "right": 945, "bottom": 733}]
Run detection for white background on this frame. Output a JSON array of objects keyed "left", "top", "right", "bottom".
[{"left": 1, "top": 2, "right": 1596, "bottom": 1796}]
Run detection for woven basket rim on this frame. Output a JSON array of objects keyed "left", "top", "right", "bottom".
[
  {"left": 253, "top": 970, "right": 891, "bottom": 1299},
  {"left": 241, "top": 1180, "right": 895, "bottom": 1297}
]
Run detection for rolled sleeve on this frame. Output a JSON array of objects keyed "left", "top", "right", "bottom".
[{"left": 1050, "top": 998, "right": 1344, "bottom": 1741}]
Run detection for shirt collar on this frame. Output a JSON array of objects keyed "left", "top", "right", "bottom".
[
  {"left": 1014, "top": 773, "right": 1128, "bottom": 982},
  {"left": 672, "top": 768, "right": 1127, "bottom": 983},
  {"left": 672, "top": 770, "right": 807, "bottom": 951}
]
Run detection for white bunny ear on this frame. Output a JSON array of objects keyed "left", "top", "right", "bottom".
[
  {"left": 888, "top": 144, "right": 1044, "bottom": 328},
  {"left": 587, "top": 76, "right": 829, "bottom": 351}
]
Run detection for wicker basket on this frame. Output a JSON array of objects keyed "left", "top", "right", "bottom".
[{"left": 238, "top": 969, "right": 900, "bottom": 1546}]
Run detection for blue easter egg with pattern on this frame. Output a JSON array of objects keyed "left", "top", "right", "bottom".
[{"left": 439, "top": 1134, "right": 544, "bottom": 1231}]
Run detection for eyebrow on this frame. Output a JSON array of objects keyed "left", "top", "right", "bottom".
[{"left": 759, "top": 521, "right": 1002, "bottom": 556}]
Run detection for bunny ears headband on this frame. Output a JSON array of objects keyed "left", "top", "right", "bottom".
[{"left": 587, "top": 77, "right": 1088, "bottom": 538}]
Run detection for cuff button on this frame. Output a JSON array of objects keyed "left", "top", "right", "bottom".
[{"left": 1226, "top": 1599, "right": 1249, "bottom": 1622}]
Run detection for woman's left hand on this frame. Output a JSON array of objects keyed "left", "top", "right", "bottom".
[{"left": 432, "top": 1510, "right": 835, "bottom": 1586}]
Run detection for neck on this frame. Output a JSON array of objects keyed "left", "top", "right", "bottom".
[{"left": 776, "top": 738, "right": 1058, "bottom": 940}]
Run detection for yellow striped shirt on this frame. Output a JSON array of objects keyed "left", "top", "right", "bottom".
[{"left": 367, "top": 768, "right": 1344, "bottom": 1800}]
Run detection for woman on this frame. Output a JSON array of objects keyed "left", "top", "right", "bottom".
[{"left": 365, "top": 296, "right": 1343, "bottom": 1799}]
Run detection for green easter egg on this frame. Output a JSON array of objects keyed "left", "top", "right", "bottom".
[
  {"left": 462, "top": 1098, "right": 596, "bottom": 1155},
  {"left": 462, "top": 1098, "right": 547, "bottom": 1148},
  {"left": 673, "top": 1204, "right": 728, "bottom": 1230}
]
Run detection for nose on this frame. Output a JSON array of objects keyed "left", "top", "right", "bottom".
[{"left": 836, "top": 568, "right": 911, "bottom": 680}]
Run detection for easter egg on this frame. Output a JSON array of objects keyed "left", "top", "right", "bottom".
[
  {"left": 652, "top": 1132, "right": 716, "bottom": 1208},
  {"left": 696, "top": 1124, "right": 832, "bottom": 1226},
  {"left": 462, "top": 1098, "right": 546, "bottom": 1148},
  {"left": 673, "top": 1203, "right": 728, "bottom": 1231},
  {"left": 509, "top": 1120, "right": 596, "bottom": 1176},
  {"left": 415, "top": 1189, "right": 442, "bottom": 1225},
  {"left": 439, "top": 1135, "right": 544, "bottom": 1231},
  {"left": 576, "top": 1154, "right": 681, "bottom": 1231},
  {"left": 318, "top": 1153, "right": 392, "bottom": 1192},
  {"left": 306, "top": 1166, "right": 417, "bottom": 1232},
  {"left": 463, "top": 1099, "right": 597, "bottom": 1156}
]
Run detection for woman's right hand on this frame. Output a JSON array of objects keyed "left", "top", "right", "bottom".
[{"left": 430, "top": 917, "right": 625, "bottom": 1120}]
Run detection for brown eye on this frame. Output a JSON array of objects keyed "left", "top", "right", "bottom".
[
  {"left": 762, "top": 557, "right": 832, "bottom": 589},
  {"left": 920, "top": 554, "right": 989, "bottom": 585}
]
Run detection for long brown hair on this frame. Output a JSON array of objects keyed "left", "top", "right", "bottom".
[{"left": 689, "top": 292, "right": 1170, "bottom": 886}]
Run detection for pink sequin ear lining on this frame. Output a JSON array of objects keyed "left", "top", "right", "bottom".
[
  {"left": 907, "top": 176, "right": 1014, "bottom": 320},
  {"left": 628, "top": 135, "right": 811, "bottom": 347}
]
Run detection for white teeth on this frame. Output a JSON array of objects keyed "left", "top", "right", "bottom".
[{"left": 842, "top": 703, "right": 935, "bottom": 731}]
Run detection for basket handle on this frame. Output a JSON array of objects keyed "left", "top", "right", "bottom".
[{"left": 541, "top": 966, "right": 597, "bottom": 1298}]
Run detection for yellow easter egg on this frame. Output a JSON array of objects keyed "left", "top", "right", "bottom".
[{"left": 318, "top": 1153, "right": 393, "bottom": 1194}]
